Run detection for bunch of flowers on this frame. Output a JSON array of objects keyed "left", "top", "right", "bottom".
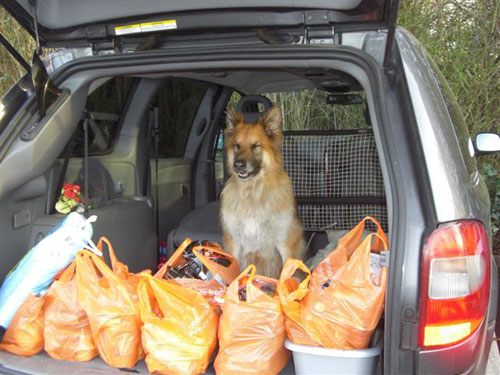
[{"left": 55, "top": 184, "right": 84, "bottom": 214}]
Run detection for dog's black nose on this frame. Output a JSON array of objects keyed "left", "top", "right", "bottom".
[{"left": 234, "top": 159, "right": 246, "bottom": 170}]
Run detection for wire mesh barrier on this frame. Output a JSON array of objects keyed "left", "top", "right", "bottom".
[{"left": 282, "top": 131, "right": 388, "bottom": 232}]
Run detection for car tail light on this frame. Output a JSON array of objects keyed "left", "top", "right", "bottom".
[{"left": 418, "top": 221, "right": 490, "bottom": 348}]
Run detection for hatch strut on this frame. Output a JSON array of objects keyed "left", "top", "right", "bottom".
[
  {"left": 383, "top": 0, "right": 401, "bottom": 72},
  {"left": 30, "top": 0, "right": 62, "bottom": 118}
]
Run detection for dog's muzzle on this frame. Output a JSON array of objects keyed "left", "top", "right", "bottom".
[{"left": 233, "top": 159, "right": 256, "bottom": 179}]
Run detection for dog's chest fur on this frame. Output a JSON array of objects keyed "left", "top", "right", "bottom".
[{"left": 221, "top": 174, "right": 294, "bottom": 254}]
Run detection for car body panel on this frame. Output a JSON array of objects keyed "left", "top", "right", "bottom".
[
  {"left": 397, "top": 29, "right": 490, "bottom": 225},
  {"left": 396, "top": 28, "right": 496, "bottom": 374}
]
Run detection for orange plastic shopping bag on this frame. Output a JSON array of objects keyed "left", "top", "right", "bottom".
[
  {"left": 168, "top": 278, "right": 226, "bottom": 315},
  {"left": 97, "top": 236, "right": 150, "bottom": 304},
  {"left": 0, "top": 294, "right": 44, "bottom": 356},
  {"left": 97, "top": 237, "right": 148, "bottom": 359},
  {"left": 43, "top": 261, "right": 97, "bottom": 361},
  {"left": 138, "top": 273, "right": 218, "bottom": 375},
  {"left": 302, "top": 216, "right": 389, "bottom": 349},
  {"left": 313, "top": 216, "right": 387, "bottom": 287},
  {"left": 277, "top": 259, "right": 319, "bottom": 346},
  {"left": 191, "top": 241, "right": 240, "bottom": 285},
  {"left": 75, "top": 250, "right": 141, "bottom": 368},
  {"left": 156, "top": 238, "right": 239, "bottom": 313},
  {"left": 215, "top": 265, "right": 290, "bottom": 375}
]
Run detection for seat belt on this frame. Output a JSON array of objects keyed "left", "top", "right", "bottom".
[
  {"left": 83, "top": 112, "right": 90, "bottom": 216},
  {"left": 142, "top": 100, "right": 156, "bottom": 196},
  {"left": 144, "top": 99, "right": 160, "bottom": 248},
  {"left": 153, "top": 105, "right": 160, "bottom": 247}
]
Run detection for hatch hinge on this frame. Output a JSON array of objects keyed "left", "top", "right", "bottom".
[
  {"left": 302, "top": 11, "right": 336, "bottom": 45},
  {"left": 85, "top": 25, "right": 119, "bottom": 55}
]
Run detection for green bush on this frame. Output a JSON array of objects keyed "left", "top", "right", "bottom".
[{"left": 481, "top": 163, "right": 500, "bottom": 233}]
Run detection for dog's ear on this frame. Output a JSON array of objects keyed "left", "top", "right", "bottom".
[
  {"left": 226, "top": 107, "right": 242, "bottom": 136},
  {"left": 262, "top": 105, "right": 282, "bottom": 138}
]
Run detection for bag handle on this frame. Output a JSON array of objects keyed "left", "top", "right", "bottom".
[
  {"left": 154, "top": 238, "right": 193, "bottom": 279},
  {"left": 363, "top": 232, "right": 390, "bottom": 288},
  {"left": 235, "top": 264, "right": 257, "bottom": 285},
  {"left": 360, "top": 216, "right": 387, "bottom": 251},
  {"left": 76, "top": 250, "right": 122, "bottom": 286},
  {"left": 277, "top": 259, "right": 311, "bottom": 302},
  {"left": 192, "top": 243, "right": 234, "bottom": 263},
  {"left": 339, "top": 216, "right": 387, "bottom": 258},
  {"left": 97, "top": 236, "right": 120, "bottom": 271},
  {"left": 55, "top": 260, "right": 76, "bottom": 282},
  {"left": 364, "top": 232, "right": 389, "bottom": 253}
]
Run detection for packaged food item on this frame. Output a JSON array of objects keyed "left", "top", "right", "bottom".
[
  {"left": 155, "top": 239, "right": 240, "bottom": 313},
  {"left": 43, "top": 261, "right": 97, "bottom": 362},
  {"left": 215, "top": 265, "right": 290, "bottom": 375},
  {"left": 138, "top": 274, "right": 218, "bottom": 375},
  {"left": 0, "top": 294, "right": 44, "bottom": 356},
  {"left": 75, "top": 250, "right": 141, "bottom": 368}
]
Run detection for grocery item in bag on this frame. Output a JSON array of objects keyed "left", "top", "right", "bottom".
[
  {"left": 138, "top": 274, "right": 218, "bottom": 375},
  {"left": 0, "top": 294, "right": 44, "bottom": 356},
  {"left": 215, "top": 265, "right": 290, "bottom": 375},
  {"left": 156, "top": 239, "right": 239, "bottom": 313},
  {"left": 43, "top": 261, "right": 97, "bottom": 362},
  {"left": 75, "top": 250, "right": 141, "bottom": 368},
  {"left": 302, "top": 216, "right": 389, "bottom": 349}
]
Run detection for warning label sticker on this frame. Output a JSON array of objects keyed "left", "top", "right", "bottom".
[{"left": 115, "top": 20, "right": 177, "bottom": 36}]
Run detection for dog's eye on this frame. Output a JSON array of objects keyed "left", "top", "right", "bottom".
[
  {"left": 251, "top": 143, "right": 261, "bottom": 149},
  {"left": 234, "top": 143, "right": 240, "bottom": 150}
]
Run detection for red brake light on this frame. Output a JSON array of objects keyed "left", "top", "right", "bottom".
[{"left": 418, "top": 221, "right": 490, "bottom": 348}]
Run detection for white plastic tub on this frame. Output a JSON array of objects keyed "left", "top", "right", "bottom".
[{"left": 285, "top": 334, "right": 382, "bottom": 375}]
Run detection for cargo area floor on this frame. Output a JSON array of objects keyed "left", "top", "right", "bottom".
[{"left": 0, "top": 352, "right": 296, "bottom": 374}]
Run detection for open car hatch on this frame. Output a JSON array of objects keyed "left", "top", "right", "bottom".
[{"left": 1, "top": 1, "right": 400, "bottom": 65}]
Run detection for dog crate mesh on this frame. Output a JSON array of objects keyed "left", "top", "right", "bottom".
[{"left": 282, "top": 132, "right": 388, "bottom": 232}]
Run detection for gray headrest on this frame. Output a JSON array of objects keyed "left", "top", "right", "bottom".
[{"left": 235, "top": 95, "right": 273, "bottom": 123}]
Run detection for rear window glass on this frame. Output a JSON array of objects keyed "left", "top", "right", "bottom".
[
  {"left": 62, "top": 76, "right": 136, "bottom": 156},
  {"left": 265, "top": 90, "right": 369, "bottom": 131},
  {"left": 226, "top": 89, "right": 370, "bottom": 131},
  {"left": 155, "top": 80, "right": 208, "bottom": 158}
]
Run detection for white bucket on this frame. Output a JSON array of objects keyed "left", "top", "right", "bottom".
[{"left": 285, "top": 333, "right": 382, "bottom": 375}]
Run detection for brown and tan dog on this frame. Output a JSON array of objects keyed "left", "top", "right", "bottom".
[{"left": 220, "top": 105, "right": 305, "bottom": 279}]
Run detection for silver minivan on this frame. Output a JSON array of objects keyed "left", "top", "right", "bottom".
[{"left": 1, "top": 1, "right": 499, "bottom": 374}]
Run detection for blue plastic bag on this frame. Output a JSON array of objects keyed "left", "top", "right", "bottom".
[{"left": 0, "top": 212, "right": 101, "bottom": 330}]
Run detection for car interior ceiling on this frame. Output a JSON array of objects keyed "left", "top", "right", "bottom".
[{"left": 0, "top": 66, "right": 389, "bottom": 281}]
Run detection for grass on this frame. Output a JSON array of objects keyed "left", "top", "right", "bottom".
[{"left": 0, "top": 7, "right": 35, "bottom": 96}]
